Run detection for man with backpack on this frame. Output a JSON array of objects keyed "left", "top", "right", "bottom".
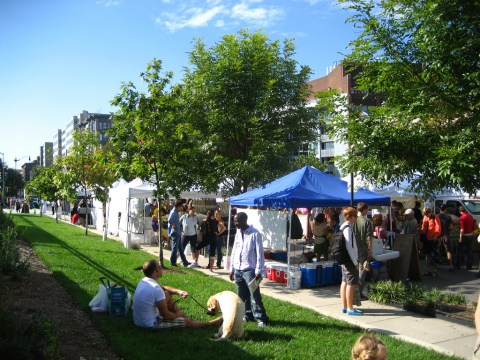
[{"left": 337, "top": 207, "right": 362, "bottom": 316}]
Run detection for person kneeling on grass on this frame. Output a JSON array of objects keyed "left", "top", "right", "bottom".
[{"left": 133, "top": 259, "right": 223, "bottom": 329}]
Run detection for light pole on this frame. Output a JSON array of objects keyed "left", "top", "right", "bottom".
[
  {"left": 14, "top": 155, "right": 30, "bottom": 198},
  {"left": 0, "top": 152, "right": 4, "bottom": 207}
]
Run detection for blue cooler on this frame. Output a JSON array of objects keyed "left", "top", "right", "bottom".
[
  {"left": 317, "top": 261, "right": 335, "bottom": 286},
  {"left": 300, "top": 263, "right": 317, "bottom": 288}
]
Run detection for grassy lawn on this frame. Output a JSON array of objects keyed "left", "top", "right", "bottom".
[{"left": 10, "top": 214, "right": 461, "bottom": 360}]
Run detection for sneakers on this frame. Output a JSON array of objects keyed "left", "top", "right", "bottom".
[
  {"left": 257, "top": 320, "right": 268, "bottom": 327},
  {"left": 346, "top": 309, "right": 363, "bottom": 316},
  {"left": 341, "top": 308, "right": 347, "bottom": 314},
  {"left": 187, "top": 262, "right": 199, "bottom": 268},
  {"left": 183, "top": 262, "right": 191, "bottom": 267}
]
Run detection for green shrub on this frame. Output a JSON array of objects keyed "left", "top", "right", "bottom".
[
  {"left": 0, "top": 310, "right": 61, "bottom": 360},
  {"left": 0, "top": 225, "right": 30, "bottom": 278},
  {"left": 369, "top": 281, "right": 468, "bottom": 308}
]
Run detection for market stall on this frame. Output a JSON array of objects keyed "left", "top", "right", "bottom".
[{"left": 228, "top": 166, "right": 391, "bottom": 277}]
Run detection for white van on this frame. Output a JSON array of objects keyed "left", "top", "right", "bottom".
[{"left": 435, "top": 198, "right": 480, "bottom": 223}]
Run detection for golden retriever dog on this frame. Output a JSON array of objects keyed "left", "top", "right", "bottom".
[{"left": 207, "top": 290, "right": 245, "bottom": 340}]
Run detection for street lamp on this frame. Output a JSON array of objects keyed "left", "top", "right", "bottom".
[
  {"left": 14, "top": 155, "right": 30, "bottom": 198},
  {"left": 0, "top": 152, "right": 4, "bottom": 207}
]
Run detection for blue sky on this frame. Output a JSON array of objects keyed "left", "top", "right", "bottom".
[{"left": 0, "top": 0, "right": 356, "bottom": 168}]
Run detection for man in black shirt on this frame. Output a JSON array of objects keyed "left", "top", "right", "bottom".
[
  {"left": 438, "top": 204, "right": 453, "bottom": 270},
  {"left": 412, "top": 201, "right": 423, "bottom": 226}
]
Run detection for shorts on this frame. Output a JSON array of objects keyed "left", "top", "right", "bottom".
[
  {"left": 182, "top": 234, "right": 198, "bottom": 251},
  {"left": 441, "top": 235, "right": 453, "bottom": 253},
  {"left": 341, "top": 262, "right": 359, "bottom": 285},
  {"left": 153, "top": 316, "right": 185, "bottom": 329}
]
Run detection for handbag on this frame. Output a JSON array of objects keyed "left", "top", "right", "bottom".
[{"left": 104, "top": 277, "right": 131, "bottom": 316}]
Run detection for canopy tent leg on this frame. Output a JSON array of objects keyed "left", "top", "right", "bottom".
[
  {"left": 287, "top": 209, "right": 293, "bottom": 269},
  {"left": 103, "top": 197, "right": 111, "bottom": 241},
  {"left": 225, "top": 205, "right": 232, "bottom": 270},
  {"left": 125, "top": 197, "right": 131, "bottom": 249}
]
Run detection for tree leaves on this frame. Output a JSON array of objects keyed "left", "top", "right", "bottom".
[{"left": 333, "top": 0, "right": 480, "bottom": 196}]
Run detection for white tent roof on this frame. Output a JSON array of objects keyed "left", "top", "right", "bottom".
[
  {"left": 342, "top": 174, "right": 466, "bottom": 199},
  {"left": 108, "top": 177, "right": 222, "bottom": 201}
]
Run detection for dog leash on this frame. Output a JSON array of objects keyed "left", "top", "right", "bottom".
[{"left": 174, "top": 293, "right": 208, "bottom": 312}]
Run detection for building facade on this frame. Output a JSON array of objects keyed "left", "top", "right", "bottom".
[
  {"left": 41, "top": 142, "right": 53, "bottom": 168},
  {"left": 53, "top": 129, "right": 62, "bottom": 162},
  {"left": 307, "top": 63, "right": 381, "bottom": 176},
  {"left": 54, "top": 110, "right": 113, "bottom": 161}
]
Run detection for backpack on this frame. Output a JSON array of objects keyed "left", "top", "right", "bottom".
[{"left": 330, "top": 225, "right": 353, "bottom": 265}]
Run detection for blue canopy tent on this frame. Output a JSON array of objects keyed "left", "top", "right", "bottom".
[
  {"left": 227, "top": 166, "right": 390, "bottom": 270},
  {"left": 230, "top": 166, "right": 391, "bottom": 208}
]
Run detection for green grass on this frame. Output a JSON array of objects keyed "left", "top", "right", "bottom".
[{"left": 10, "top": 214, "right": 461, "bottom": 360}]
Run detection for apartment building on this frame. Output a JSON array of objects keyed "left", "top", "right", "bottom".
[
  {"left": 53, "top": 110, "right": 113, "bottom": 162},
  {"left": 307, "top": 63, "right": 381, "bottom": 176},
  {"left": 40, "top": 142, "right": 53, "bottom": 168}
]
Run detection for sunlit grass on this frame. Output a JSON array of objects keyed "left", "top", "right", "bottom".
[{"left": 11, "top": 214, "right": 461, "bottom": 360}]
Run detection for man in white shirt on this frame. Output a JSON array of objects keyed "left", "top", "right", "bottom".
[
  {"left": 133, "top": 259, "right": 222, "bottom": 329},
  {"left": 229, "top": 212, "right": 269, "bottom": 327}
]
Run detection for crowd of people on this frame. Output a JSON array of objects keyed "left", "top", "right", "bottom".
[
  {"left": 146, "top": 199, "right": 230, "bottom": 272},
  {"left": 387, "top": 200, "right": 479, "bottom": 278}
]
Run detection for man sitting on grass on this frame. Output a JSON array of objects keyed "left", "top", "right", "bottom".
[{"left": 132, "top": 259, "right": 223, "bottom": 329}]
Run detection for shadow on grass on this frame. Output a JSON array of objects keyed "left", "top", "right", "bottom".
[
  {"left": 270, "top": 318, "right": 359, "bottom": 332},
  {"left": 15, "top": 215, "right": 137, "bottom": 290}
]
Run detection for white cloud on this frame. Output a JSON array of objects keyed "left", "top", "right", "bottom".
[
  {"left": 156, "top": 0, "right": 284, "bottom": 33},
  {"left": 231, "top": 0, "right": 284, "bottom": 27},
  {"left": 160, "top": 5, "right": 226, "bottom": 32},
  {"left": 96, "top": 0, "right": 121, "bottom": 7}
]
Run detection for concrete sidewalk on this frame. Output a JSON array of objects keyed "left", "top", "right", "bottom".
[{"left": 139, "top": 242, "right": 476, "bottom": 360}]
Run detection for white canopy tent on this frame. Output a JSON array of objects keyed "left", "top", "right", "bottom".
[
  {"left": 105, "top": 178, "right": 154, "bottom": 248},
  {"left": 104, "top": 178, "right": 223, "bottom": 248}
]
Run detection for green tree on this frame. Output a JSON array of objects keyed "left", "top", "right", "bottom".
[
  {"left": 182, "top": 29, "right": 318, "bottom": 195},
  {"left": 25, "top": 164, "right": 61, "bottom": 218},
  {"left": 59, "top": 129, "right": 114, "bottom": 235},
  {"left": 333, "top": 0, "right": 480, "bottom": 196},
  {"left": 5, "top": 168, "right": 24, "bottom": 199},
  {"left": 109, "top": 59, "right": 203, "bottom": 266}
]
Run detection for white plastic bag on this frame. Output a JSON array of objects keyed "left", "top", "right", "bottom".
[{"left": 89, "top": 284, "right": 109, "bottom": 313}]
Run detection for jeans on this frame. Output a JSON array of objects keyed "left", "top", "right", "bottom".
[
  {"left": 170, "top": 232, "right": 189, "bottom": 266},
  {"left": 234, "top": 269, "right": 268, "bottom": 322},
  {"left": 216, "top": 235, "right": 226, "bottom": 267},
  {"left": 455, "top": 234, "right": 474, "bottom": 269}
]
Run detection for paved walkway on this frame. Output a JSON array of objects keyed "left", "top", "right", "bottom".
[{"left": 14, "top": 211, "right": 478, "bottom": 359}]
